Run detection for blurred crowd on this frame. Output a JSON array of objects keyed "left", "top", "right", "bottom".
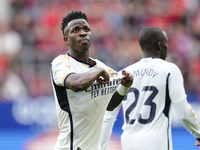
[{"left": 0, "top": 0, "right": 200, "bottom": 103}]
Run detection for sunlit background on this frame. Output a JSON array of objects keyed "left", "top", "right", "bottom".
[{"left": 0, "top": 0, "right": 200, "bottom": 150}]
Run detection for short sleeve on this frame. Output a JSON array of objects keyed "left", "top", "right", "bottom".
[{"left": 51, "top": 56, "right": 76, "bottom": 87}]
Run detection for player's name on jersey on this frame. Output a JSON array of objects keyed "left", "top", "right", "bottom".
[{"left": 133, "top": 68, "right": 159, "bottom": 78}]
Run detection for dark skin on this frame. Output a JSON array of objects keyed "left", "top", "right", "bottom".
[
  {"left": 142, "top": 31, "right": 168, "bottom": 60},
  {"left": 63, "top": 19, "right": 133, "bottom": 110},
  {"left": 63, "top": 19, "right": 110, "bottom": 91},
  {"left": 141, "top": 30, "right": 200, "bottom": 146},
  {"left": 107, "top": 70, "right": 132, "bottom": 111},
  {"left": 64, "top": 19, "right": 91, "bottom": 63}
]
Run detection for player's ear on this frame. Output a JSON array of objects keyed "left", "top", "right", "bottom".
[
  {"left": 63, "top": 36, "right": 69, "bottom": 45},
  {"left": 157, "top": 40, "right": 162, "bottom": 50}
]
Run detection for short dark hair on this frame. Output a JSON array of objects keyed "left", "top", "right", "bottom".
[
  {"left": 61, "top": 11, "right": 89, "bottom": 36},
  {"left": 138, "top": 26, "right": 164, "bottom": 51}
]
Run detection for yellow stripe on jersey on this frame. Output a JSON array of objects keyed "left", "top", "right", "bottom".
[
  {"left": 82, "top": 64, "right": 89, "bottom": 67},
  {"left": 64, "top": 55, "right": 70, "bottom": 62},
  {"left": 177, "top": 66, "right": 183, "bottom": 77},
  {"left": 67, "top": 56, "right": 70, "bottom": 62},
  {"left": 82, "top": 63, "right": 98, "bottom": 68},
  {"left": 94, "top": 58, "right": 103, "bottom": 64},
  {"left": 64, "top": 55, "right": 67, "bottom": 61},
  {"left": 60, "top": 55, "right": 70, "bottom": 62},
  {"left": 60, "top": 55, "right": 64, "bottom": 61},
  {"left": 62, "top": 71, "right": 75, "bottom": 86},
  {"left": 93, "top": 65, "right": 97, "bottom": 68},
  {"left": 186, "top": 100, "right": 198, "bottom": 121}
]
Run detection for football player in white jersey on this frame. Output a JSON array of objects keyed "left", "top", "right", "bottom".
[
  {"left": 100, "top": 26, "right": 200, "bottom": 150},
  {"left": 50, "top": 11, "right": 133, "bottom": 150}
]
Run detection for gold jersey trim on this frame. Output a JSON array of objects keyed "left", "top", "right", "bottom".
[
  {"left": 62, "top": 71, "right": 75, "bottom": 86},
  {"left": 60, "top": 55, "right": 70, "bottom": 62}
]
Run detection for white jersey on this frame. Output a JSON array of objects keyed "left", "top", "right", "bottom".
[
  {"left": 100, "top": 58, "right": 200, "bottom": 150},
  {"left": 51, "top": 53, "right": 122, "bottom": 150}
]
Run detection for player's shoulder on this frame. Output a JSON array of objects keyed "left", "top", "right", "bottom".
[
  {"left": 92, "top": 58, "right": 119, "bottom": 77},
  {"left": 154, "top": 59, "right": 181, "bottom": 75},
  {"left": 156, "top": 59, "right": 179, "bottom": 70},
  {"left": 123, "top": 60, "right": 141, "bottom": 71},
  {"left": 91, "top": 57, "right": 105, "bottom": 66},
  {"left": 52, "top": 54, "right": 70, "bottom": 65},
  {"left": 91, "top": 57, "right": 110, "bottom": 69},
  {"left": 123, "top": 58, "right": 180, "bottom": 73}
]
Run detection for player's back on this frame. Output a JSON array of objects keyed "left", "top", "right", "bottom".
[{"left": 121, "top": 58, "right": 175, "bottom": 150}]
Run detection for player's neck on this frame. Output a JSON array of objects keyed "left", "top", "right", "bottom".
[
  {"left": 143, "top": 52, "right": 159, "bottom": 59},
  {"left": 68, "top": 50, "right": 90, "bottom": 63}
]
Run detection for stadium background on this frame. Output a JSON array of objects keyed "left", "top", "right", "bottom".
[{"left": 0, "top": 0, "right": 200, "bottom": 149}]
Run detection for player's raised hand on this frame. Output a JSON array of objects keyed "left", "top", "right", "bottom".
[{"left": 120, "top": 70, "right": 133, "bottom": 87}]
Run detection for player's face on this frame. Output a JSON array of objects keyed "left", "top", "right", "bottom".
[
  {"left": 64, "top": 19, "right": 91, "bottom": 53},
  {"left": 160, "top": 31, "right": 168, "bottom": 60}
]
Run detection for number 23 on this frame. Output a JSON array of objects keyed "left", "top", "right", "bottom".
[{"left": 124, "top": 86, "right": 158, "bottom": 125}]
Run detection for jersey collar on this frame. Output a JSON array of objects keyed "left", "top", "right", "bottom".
[{"left": 67, "top": 52, "right": 97, "bottom": 68}]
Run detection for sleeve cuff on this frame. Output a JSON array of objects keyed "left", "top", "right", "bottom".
[
  {"left": 62, "top": 72, "right": 76, "bottom": 87},
  {"left": 116, "top": 84, "right": 129, "bottom": 96}
]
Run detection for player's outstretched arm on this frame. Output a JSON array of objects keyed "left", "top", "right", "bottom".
[
  {"left": 107, "top": 70, "right": 133, "bottom": 111},
  {"left": 65, "top": 67, "right": 109, "bottom": 92}
]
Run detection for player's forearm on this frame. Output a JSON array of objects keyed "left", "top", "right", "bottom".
[
  {"left": 65, "top": 67, "right": 108, "bottom": 91},
  {"left": 173, "top": 100, "right": 200, "bottom": 139},
  {"left": 181, "top": 117, "right": 200, "bottom": 139},
  {"left": 107, "top": 92, "right": 124, "bottom": 111},
  {"left": 107, "top": 84, "right": 129, "bottom": 111}
]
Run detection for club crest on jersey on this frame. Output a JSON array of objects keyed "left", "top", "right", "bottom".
[{"left": 108, "top": 69, "right": 118, "bottom": 77}]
